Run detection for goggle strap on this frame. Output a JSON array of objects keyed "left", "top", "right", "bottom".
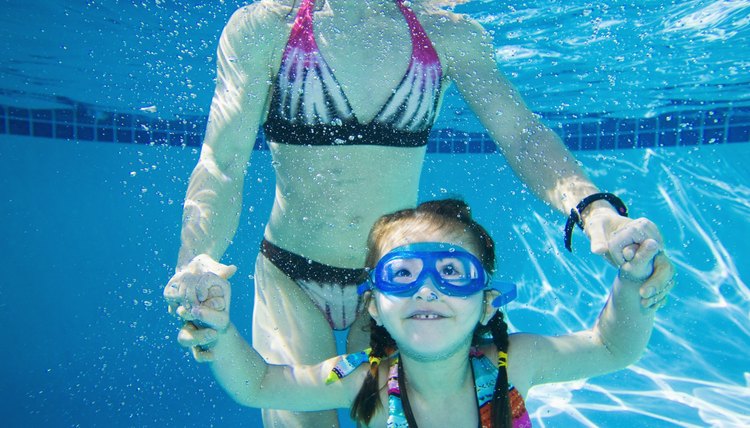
[
  {"left": 357, "top": 281, "right": 372, "bottom": 295},
  {"left": 490, "top": 281, "right": 518, "bottom": 307}
]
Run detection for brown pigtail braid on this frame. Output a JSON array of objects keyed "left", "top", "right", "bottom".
[
  {"left": 489, "top": 311, "right": 512, "bottom": 427},
  {"left": 350, "top": 319, "right": 396, "bottom": 424}
]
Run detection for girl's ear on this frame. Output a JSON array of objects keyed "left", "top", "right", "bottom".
[
  {"left": 367, "top": 292, "right": 382, "bottom": 326},
  {"left": 480, "top": 290, "right": 500, "bottom": 325}
]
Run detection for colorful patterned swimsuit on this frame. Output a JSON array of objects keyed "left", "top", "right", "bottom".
[{"left": 327, "top": 348, "right": 532, "bottom": 428}]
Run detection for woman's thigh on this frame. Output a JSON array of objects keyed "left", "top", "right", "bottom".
[{"left": 252, "top": 252, "right": 337, "bottom": 363}]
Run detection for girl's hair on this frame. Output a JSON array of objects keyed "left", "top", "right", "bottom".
[{"left": 350, "top": 198, "right": 512, "bottom": 426}]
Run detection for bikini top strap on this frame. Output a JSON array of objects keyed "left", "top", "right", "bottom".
[
  {"left": 286, "top": 0, "right": 319, "bottom": 52},
  {"left": 394, "top": 0, "right": 441, "bottom": 66}
]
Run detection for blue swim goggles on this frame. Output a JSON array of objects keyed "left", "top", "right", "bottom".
[{"left": 357, "top": 242, "right": 517, "bottom": 307}]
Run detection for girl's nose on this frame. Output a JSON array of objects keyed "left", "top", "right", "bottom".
[{"left": 414, "top": 277, "right": 440, "bottom": 302}]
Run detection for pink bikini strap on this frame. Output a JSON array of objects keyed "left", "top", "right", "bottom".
[
  {"left": 286, "top": 0, "right": 318, "bottom": 52},
  {"left": 394, "top": 0, "right": 441, "bottom": 66}
]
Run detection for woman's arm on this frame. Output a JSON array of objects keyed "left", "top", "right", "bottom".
[
  {"left": 432, "top": 14, "right": 663, "bottom": 263},
  {"left": 176, "top": 4, "right": 282, "bottom": 268},
  {"left": 165, "top": 4, "right": 288, "bottom": 314}
]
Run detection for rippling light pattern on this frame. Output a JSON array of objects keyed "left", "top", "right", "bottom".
[{"left": 494, "top": 146, "right": 750, "bottom": 427}]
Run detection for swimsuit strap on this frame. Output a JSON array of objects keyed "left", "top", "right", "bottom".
[
  {"left": 394, "top": 0, "right": 442, "bottom": 67},
  {"left": 286, "top": 0, "right": 319, "bottom": 52},
  {"left": 386, "top": 356, "right": 409, "bottom": 428}
]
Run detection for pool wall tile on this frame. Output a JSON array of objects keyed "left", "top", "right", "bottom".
[
  {"left": 599, "top": 134, "right": 615, "bottom": 150},
  {"left": 32, "top": 121, "right": 53, "bottom": 138},
  {"left": 54, "top": 109, "right": 75, "bottom": 124},
  {"left": 117, "top": 129, "right": 133, "bottom": 143},
  {"left": 55, "top": 124, "right": 74, "bottom": 139},
  {"left": 659, "top": 130, "right": 678, "bottom": 147},
  {"left": 638, "top": 117, "right": 657, "bottom": 131},
  {"left": 728, "top": 126, "right": 749, "bottom": 143},
  {"left": 8, "top": 107, "right": 30, "bottom": 119},
  {"left": 97, "top": 127, "right": 114, "bottom": 142},
  {"left": 658, "top": 113, "right": 678, "bottom": 129},
  {"left": 9, "top": 119, "right": 31, "bottom": 135},
  {"left": 3, "top": 103, "right": 749, "bottom": 151},
  {"left": 77, "top": 126, "right": 94, "bottom": 141},
  {"left": 618, "top": 133, "right": 636, "bottom": 149},
  {"left": 637, "top": 132, "right": 656, "bottom": 148}
]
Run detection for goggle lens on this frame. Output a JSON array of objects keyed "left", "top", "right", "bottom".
[{"left": 380, "top": 254, "right": 481, "bottom": 288}]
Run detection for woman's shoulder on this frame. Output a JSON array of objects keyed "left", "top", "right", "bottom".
[
  {"left": 413, "top": 3, "right": 488, "bottom": 64},
  {"left": 227, "top": 1, "right": 291, "bottom": 32},
  {"left": 221, "top": 1, "right": 293, "bottom": 57},
  {"left": 414, "top": 3, "right": 485, "bottom": 39}
]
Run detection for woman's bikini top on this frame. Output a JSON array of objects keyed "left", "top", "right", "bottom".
[
  {"left": 326, "top": 348, "right": 533, "bottom": 428},
  {"left": 263, "top": 0, "right": 444, "bottom": 147}
]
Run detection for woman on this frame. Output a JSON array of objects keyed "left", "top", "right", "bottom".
[
  {"left": 164, "top": 1, "right": 664, "bottom": 426},
  {"left": 172, "top": 199, "right": 674, "bottom": 427}
]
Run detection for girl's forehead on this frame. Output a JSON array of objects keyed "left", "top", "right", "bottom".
[{"left": 380, "top": 229, "right": 478, "bottom": 256}]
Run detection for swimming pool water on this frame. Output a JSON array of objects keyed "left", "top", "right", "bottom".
[{"left": 2, "top": 134, "right": 748, "bottom": 427}]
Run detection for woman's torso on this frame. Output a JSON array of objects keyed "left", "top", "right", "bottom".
[{"left": 258, "top": 0, "right": 450, "bottom": 267}]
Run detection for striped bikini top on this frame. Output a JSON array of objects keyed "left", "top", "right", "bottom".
[
  {"left": 263, "top": 0, "right": 444, "bottom": 147},
  {"left": 326, "top": 348, "right": 533, "bottom": 428}
]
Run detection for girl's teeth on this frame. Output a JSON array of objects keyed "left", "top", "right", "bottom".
[{"left": 414, "top": 314, "right": 439, "bottom": 319}]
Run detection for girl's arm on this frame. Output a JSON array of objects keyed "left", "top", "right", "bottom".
[
  {"left": 170, "top": 255, "right": 365, "bottom": 411},
  {"left": 508, "top": 236, "right": 675, "bottom": 393},
  {"left": 178, "top": 321, "right": 363, "bottom": 411}
]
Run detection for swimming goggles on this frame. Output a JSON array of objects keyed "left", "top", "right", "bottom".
[{"left": 357, "top": 242, "right": 517, "bottom": 307}]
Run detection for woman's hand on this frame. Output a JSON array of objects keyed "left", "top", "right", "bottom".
[
  {"left": 163, "top": 254, "right": 237, "bottom": 360},
  {"left": 585, "top": 212, "right": 664, "bottom": 267}
]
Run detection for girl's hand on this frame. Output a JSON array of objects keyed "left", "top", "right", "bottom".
[
  {"left": 163, "top": 254, "right": 236, "bottom": 360},
  {"left": 618, "top": 239, "right": 675, "bottom": 310},
  {"left": 585, "top": 214, "right": 664, "bottom": 267}
]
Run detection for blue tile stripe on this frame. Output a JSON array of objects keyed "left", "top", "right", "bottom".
[{"left": 1, "top": 104, "right": 749, "bottom": 152}]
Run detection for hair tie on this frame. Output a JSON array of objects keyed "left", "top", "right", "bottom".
[
  {"left": 369, "top": 354, "right": 381, "bottom": 366},
  {"left": 498, "top": 351, "right": 508, "bottom": 367}
]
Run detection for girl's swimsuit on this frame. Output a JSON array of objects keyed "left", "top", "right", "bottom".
[
  {"left": 260, "top": 0, "right": 445, "bottom": 330},
  {"left": 327, "top": 348, "right": 533, "bottom": 428},
  {"left": 263, "top": 0, "right": 444, "bottom": 147}
]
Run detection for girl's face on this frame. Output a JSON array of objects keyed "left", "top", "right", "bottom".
[{"left": 368, "top": 228, "right": 495, "bottom": 361}]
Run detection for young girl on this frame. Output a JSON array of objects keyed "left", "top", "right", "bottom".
[{"left": 172, "top": 199, "right": 673, "bottom": 427}]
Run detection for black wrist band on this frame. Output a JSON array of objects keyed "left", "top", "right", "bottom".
[{"left": 564, "top": 193, "right": 628, "bottom": 252}]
